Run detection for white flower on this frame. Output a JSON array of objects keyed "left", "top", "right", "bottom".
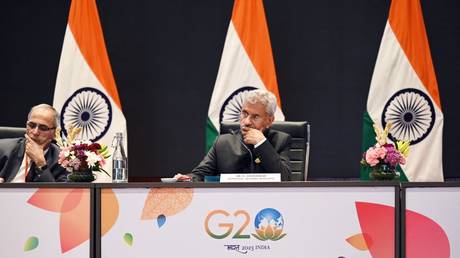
[
  {"left": 85, "top": 151, "right": 102, "bottom": 167},
  {"left": 63, "top": 150, "right": 71, "bottom": 157}
]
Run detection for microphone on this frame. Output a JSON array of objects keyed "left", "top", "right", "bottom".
[{"left": 230, "top": 128, "right": 254, "bottom": 172}]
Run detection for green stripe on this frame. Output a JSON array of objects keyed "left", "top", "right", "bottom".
[
  {"left": 205, "top": 117, "right": 218, "bottom": 153},
  {"left": 360, "top": 112, "right": 408, "bottom": 181},
  {"left": 360, "top": 112, "right": 376, "bottom": 180},
  {"left": 396, "top": 164, "right": 408, "bottom": 182}
]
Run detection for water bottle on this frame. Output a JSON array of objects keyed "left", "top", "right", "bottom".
[{"left": 112, "top": 132, "right": 128, "bottom": 183}]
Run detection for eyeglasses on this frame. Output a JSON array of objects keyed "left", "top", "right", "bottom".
[
  {"left": 240, "top": 111, "right": 263, "bottom": 123},
  {"left": 26, "top": 121, "right": 56, "bottom": 132}
]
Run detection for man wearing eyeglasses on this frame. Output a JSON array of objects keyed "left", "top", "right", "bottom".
[
  {"left": 175, "top": 89, "right": 291, "bottom": 182},
  {"left": 0, "top": 104, "right": 68, "bottom": 183}
]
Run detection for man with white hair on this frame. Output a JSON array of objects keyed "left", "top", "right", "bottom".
[
  {"left": 0, "top": 104, "right": 68, "bottom": 182},
  {"left": 177, "top": 89, "right": 291, "bottom": 181}
]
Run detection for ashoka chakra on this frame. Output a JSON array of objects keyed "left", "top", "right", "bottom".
[
  {"left": 60, "top": 87, "right": 112, "bottom": 141},
  {"left": 219, "top": 86, "right": 257, "bottom": 123},
  {"left": 381, "top": 88, "right": 435, "bottom": 145}
]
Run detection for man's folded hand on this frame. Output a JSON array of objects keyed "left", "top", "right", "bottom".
[{"left": 241, "top": 126, "right": 266, "bottom": 145}]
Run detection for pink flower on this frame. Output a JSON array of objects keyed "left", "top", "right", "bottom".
[
  {"left": 375, "top": 146, "right": 387, "bottom": 159},
  {"left": 365, "top": 149, "right": 379, "bottom": 166},
  {"left": 99, "top": 156, "right": 106, "bottom": 166},
  {"left": 58, "top": 154, "right": 66, "bottom": 164},
  {"left": 58, "top": 146, "right": 71, "bottom": 164},
  {"left": 365, "top": 146, "right": 387, "bottom": 167},
  {"left": 69, "top": 158, "right": 82, "bottom": 171},
  {"left": 399, "top": 156, "right": 406, "bottom": 165},
  {"left": 61, "top": 159, "right": 70, "bottom": 168}
]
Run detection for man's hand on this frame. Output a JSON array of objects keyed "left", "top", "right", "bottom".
[
  {"left": 241, "top": 126, "right": 266, "bottom": 145},
  {"left": 24, "top": 134, "right": 48, "bottom": 168},
  {"left": 173, "top": 173, "right": 192, "bottom": 182},
  {"left": 0, "top": 177, "right": 4, "bottom": 183}
]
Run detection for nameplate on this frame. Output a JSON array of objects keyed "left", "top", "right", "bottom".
[{"left": 220, "top": 173, "right": 281, "bottom": 183}]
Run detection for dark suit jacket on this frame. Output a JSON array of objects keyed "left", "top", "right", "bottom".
[
  {"left": 0, "top": 138, "right": 68, "bottom": 182},
  {"left": 191, "top": 128, "right": 291, "bottom": 181}
]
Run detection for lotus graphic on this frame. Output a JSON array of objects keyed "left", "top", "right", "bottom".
[
  {"left": 347, "top": 202, "right": 450, "bottom": 258},
  {"left": 252, "top": 208, "right": 286, "bottom": 241}
]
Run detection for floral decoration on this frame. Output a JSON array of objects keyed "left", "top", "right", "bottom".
[
  {"left": 361, "top": 123, "right": 409, "bottom": 180},
  {"left": 55, "top": 127, "right": 110, "bottom": 176}
]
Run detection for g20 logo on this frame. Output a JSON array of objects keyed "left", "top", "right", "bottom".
[{"left": 204, "top": 208, "right": 286, "bottom": 241}]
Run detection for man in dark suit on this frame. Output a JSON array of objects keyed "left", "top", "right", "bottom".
[
  {"left": 176, "top": 90, "right": 291, "bottom": 181},
  {"left": 0, "top": 104, "right": 68, "bottom": 182}
]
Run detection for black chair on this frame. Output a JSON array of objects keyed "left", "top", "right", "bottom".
[
  {"left": 220, "top": 121, "right": 310, "bottom": 181},
  {"left": 0, "top": 126, "right": 26, "bottom": 139}
]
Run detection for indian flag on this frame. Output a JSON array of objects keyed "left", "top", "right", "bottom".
[
  {"left": 205, "top": 0, "right": 285, "bottom": 151},
  {"left": 361, "top": 0, "right": 443, "bottom": 181},
  {"left": 53, "top": 0, "right": 127, "bottom": 182}
]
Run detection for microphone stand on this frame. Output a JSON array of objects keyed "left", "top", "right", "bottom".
[{"left": 230, "top": 129, "right": 254, "bottom": 172}]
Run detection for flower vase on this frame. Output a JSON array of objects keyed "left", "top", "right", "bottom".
[
  {"left": 67, "top": 169, "right": 96, "bottom": 182},
  {"left": 369, "top": 164, "right": 400, "bottom": 181}
]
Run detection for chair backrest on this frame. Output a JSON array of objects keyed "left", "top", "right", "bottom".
[
  {"left": 0, "top": 126, "right": 26, "bottom": 139},
  {"left": 220, "top": 121, "right": 310, "bottom": 181}
]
